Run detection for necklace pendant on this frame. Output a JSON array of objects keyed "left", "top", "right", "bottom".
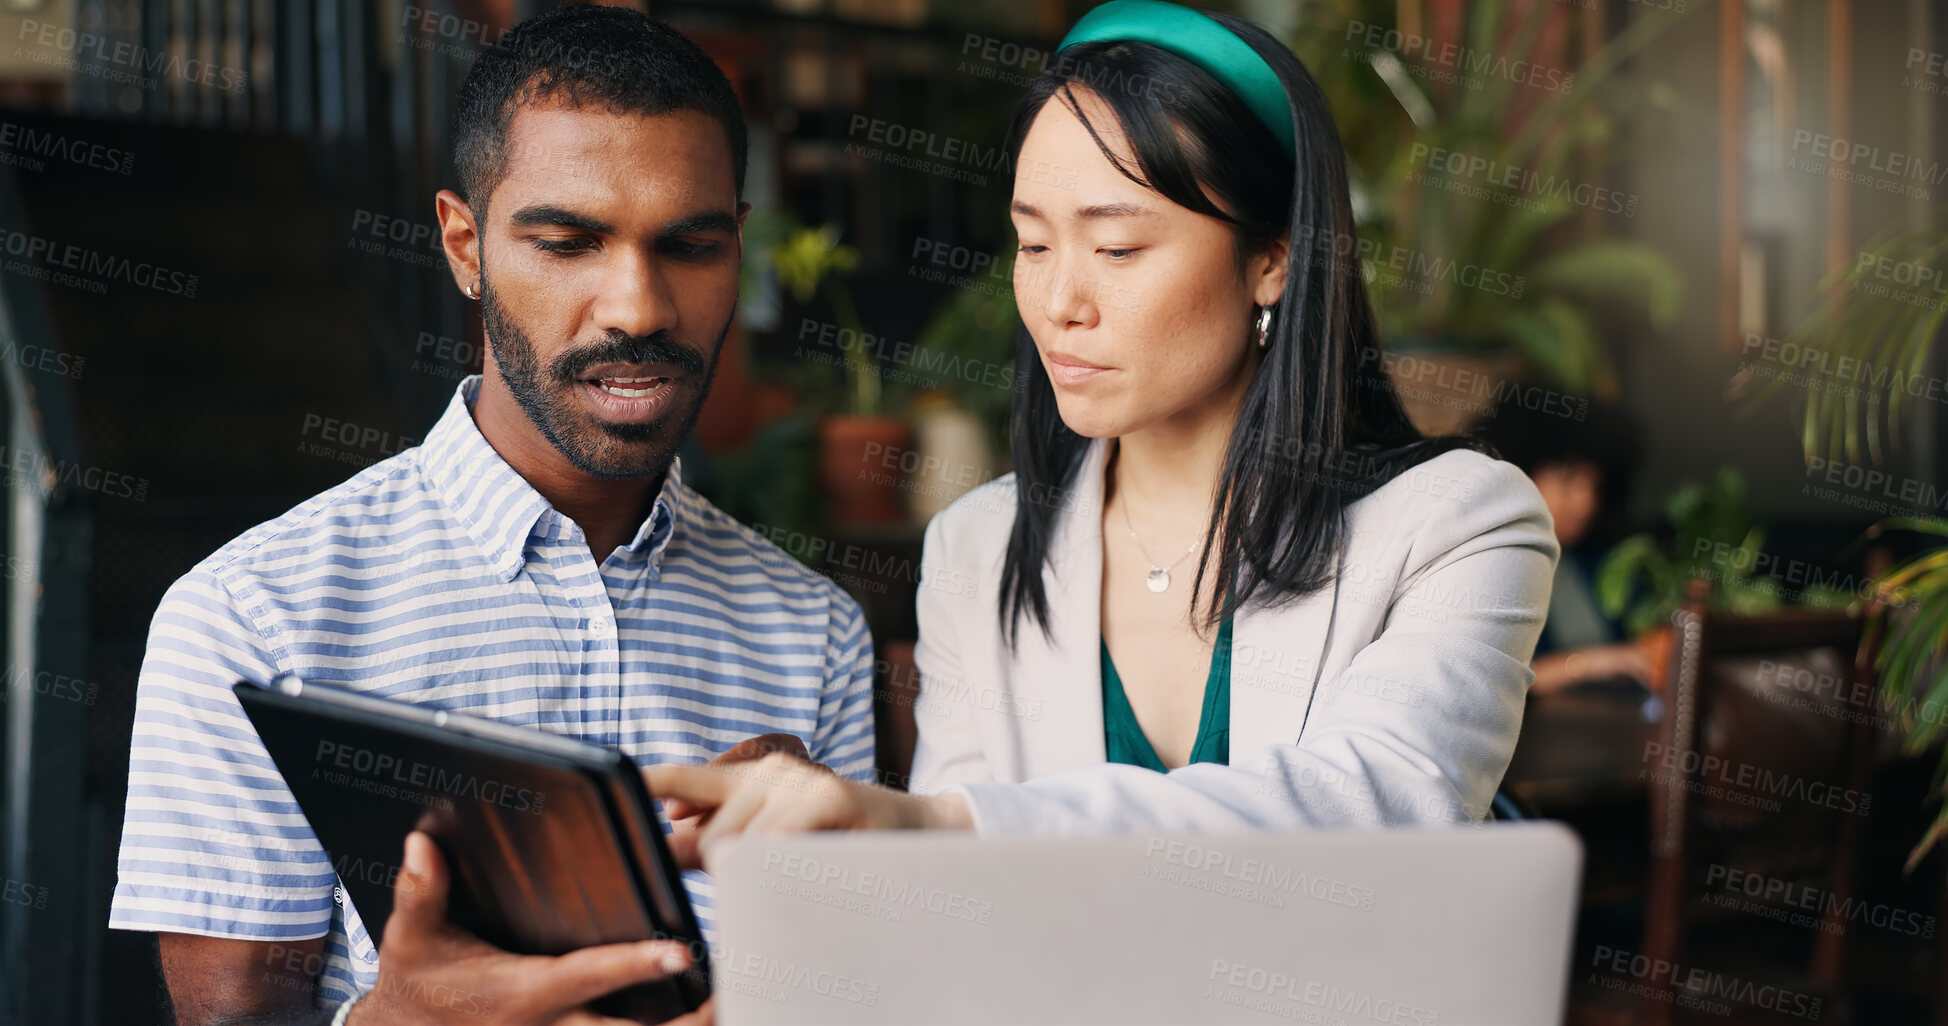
[{"left": 1146, "top": 566, "right": 1171, "bottom": 593}]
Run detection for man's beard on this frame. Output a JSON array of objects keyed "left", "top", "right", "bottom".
[{"left": 480, "top": 273, "right": 727, "bottom": 481}]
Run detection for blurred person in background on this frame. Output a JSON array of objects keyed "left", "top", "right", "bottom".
[
  {"left": 652, "top": 0, "right": 1558, "bottom": 853},
  {"left": 1473, "top": 394, "right": 1648, "bottom": 696}
]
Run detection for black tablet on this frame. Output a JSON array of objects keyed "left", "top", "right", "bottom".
[{"left": 233, "top": 675, "right": 711, "bottom": 1021}]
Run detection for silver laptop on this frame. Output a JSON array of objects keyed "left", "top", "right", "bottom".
[{"left": 707, "top": 822, "right": 1582, "bottom": 1025}]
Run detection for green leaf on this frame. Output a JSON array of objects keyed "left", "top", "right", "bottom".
[
  {"left": 1769, "top": 210, "right": 1948, "bottom": 464},
  {"left": 1332, "top": 1, "right": 1691, "bottom": 383},
  {"left": 1909, "top": 661, "right": 1948, "bottom": 755},
  {"left": 1499, "top": 297, "right": 1601, "bottom": 393},
  {"left": 1905, "top": 809, "right": 1948, "bottom": 875},
  {"left": 1595, "top": 534, "right": 1663, "bottom": 618},
  {"left": 1881, "top": 590, "right": 1948, "bottom": 710},
  {"left": 1529, "top": 240, "right": 1685, "bottom": 329}
]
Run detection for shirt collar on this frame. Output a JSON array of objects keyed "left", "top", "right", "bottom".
[{"left": 419, "top": 375, "right": 683, "bottom": 582}]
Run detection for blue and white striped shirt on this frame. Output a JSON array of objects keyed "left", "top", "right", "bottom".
[{"left": 108, "top": 375, "right": 876, "bottom": 1003}]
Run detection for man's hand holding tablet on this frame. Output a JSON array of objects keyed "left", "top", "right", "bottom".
[
  {"left": 352, "top": 732, "right": 864, "bottom": 1024},
  {"left": 237, "top": 678, "right": 873, "bottom": 1025},
  {"left": 349, "top": 832, "right": 712, "bottom": 1026}
]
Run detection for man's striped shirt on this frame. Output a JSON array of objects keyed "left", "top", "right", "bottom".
[{"left": 108, "top": 375, "right": 876, "bottom": 1003}]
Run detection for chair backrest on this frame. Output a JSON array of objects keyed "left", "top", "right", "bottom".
[
  {"left": 1654, "top": 603, "right": 1868, "bottom": 842},
  {"left": 1637, "top": 581, "right": 1879, "bottom": 1025}
]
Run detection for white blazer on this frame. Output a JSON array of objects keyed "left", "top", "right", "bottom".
[{"left": 907, "top": 438, "right": 1559, "bottom": 835}]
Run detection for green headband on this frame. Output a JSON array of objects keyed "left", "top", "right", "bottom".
[{"left": 1056, "top": 0, "right": 1296, "bottom": 159}]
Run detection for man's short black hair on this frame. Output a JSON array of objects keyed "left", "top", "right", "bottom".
[{"left": 451, "top": 4, "right": 747, "bottom": 216}]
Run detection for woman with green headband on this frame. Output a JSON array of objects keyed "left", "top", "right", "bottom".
[{"left": 652, "top": 1, "right": 1556, "bottom": 846}]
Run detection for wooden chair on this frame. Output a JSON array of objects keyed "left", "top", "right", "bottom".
[{"left": 1637, "top": 579, "right": 1883, "bottom": 1025}]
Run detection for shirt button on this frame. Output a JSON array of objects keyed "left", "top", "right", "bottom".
[{"left": 590, "top": 616, "right": 612, "bottom": 636}]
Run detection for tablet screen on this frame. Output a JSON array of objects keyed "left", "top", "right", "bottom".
[{"left": 234, "top": 677, "right": 710, "bottom": 1017}]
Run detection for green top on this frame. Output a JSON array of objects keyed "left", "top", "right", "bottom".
[{"left": 1100, "top": 616, "right": 1232, "bottom": 770}]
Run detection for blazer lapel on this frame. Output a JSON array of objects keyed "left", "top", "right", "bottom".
[
  {"left": 1010, "top": 439, "right": 1109, "bottom": 776},
  {"left": 1228, "top": 546, "right": 1342, "bottom": 759},
  {"left": 1006, "top": 437, "right": 1344, "bottom": 771}
]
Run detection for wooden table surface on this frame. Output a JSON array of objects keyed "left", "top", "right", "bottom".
[{"left": 1503, "top": 680, "right": 1661, "bottom": 812}]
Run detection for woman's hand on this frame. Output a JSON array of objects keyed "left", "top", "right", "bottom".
[
  {"left": 646, "top": 754, "right": 974, "bottom": 870},
  {"left": 661, "top": 732, "right": 823, "bottom": 822}
]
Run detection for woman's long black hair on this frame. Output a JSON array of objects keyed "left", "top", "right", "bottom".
[{"left": 998, "top": 12, "right": 1486, "bottom": 645}]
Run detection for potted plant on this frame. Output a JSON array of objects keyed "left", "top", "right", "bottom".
[
  {"left": 1861, "top": 519, "right": 1948, "bottom": 870},
  {"left": 1739, "top": 207, "right": 1948, "bottom": 869},
  {"left": 1301, "top": 1, "right": 1689, "bottom": 406},
  {"left": 897, "top": 272, "right": 1022, "bottom": 521},
  {"left": 768, "top": 221, "right": 914, "bottom": 525},
  {"left": 1734, "top": 209, "right": 1948, "bottom": 465},
  {"left": 1594, "top": 466, "right": 1853, "bottom": 691}
]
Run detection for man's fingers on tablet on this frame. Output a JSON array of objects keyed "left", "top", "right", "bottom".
[
  {"left": 394, "top": 831, "right": 449, "bottom": 925},
  {"left": 543, "top": 938, "right": 695, "bottom": 1009}
]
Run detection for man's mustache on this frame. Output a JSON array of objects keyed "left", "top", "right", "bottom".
[{"left": 550, "top": 331, "right": 708, "bottom": 381}]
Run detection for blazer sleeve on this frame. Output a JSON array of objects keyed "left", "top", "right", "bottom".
[
  {"left": 941, "top": 457, "right": 1558, "bottom": 835},
  {"left": 906, "top": 506, "right": 999, "bottom": 794}
]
